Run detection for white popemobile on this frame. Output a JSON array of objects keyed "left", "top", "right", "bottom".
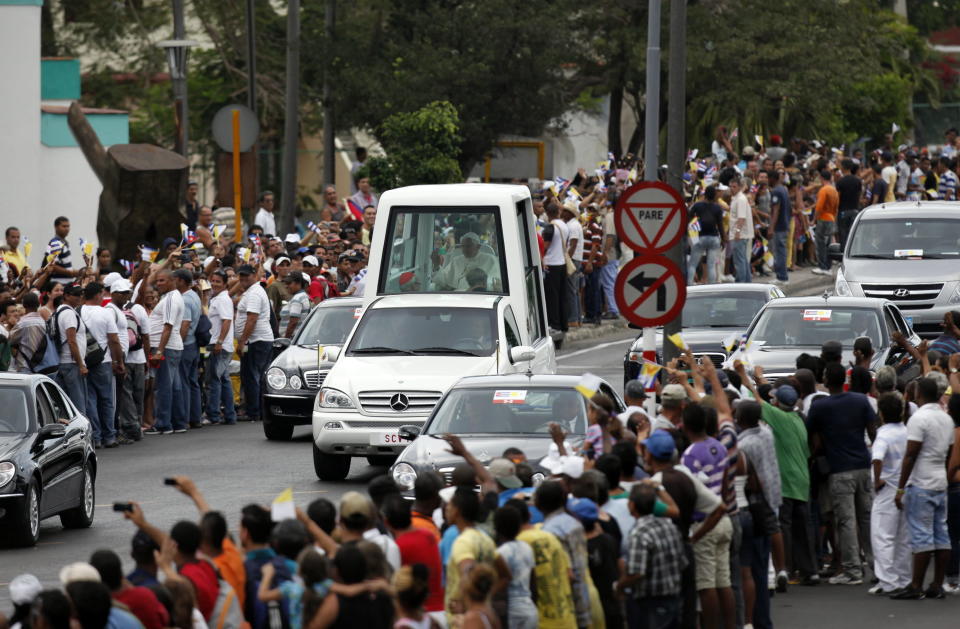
[{"left": 311, "top": 184, "right": 557, "bottom": 480}]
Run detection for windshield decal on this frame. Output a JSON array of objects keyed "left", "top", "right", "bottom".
[
  {"left": 802, "top": 309, "right": 832, "bottom": 321},
  {"left": 894, "top": 249, "right": 922, "bottom": 258},
  {"left": 353, "top": 307, "right": 362, "bottom": 319},
  {"left": 493, "top": 390, "right": 527, "bottom": 404}
]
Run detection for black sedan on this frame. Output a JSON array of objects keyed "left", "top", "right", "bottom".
[
  {"left": 389, "top": 374, "right": 624, "bottom": 493},
  {"left": 261, "top": 297, "right": 363, "bottom": 440},
  {"left": 623, "top": 283, "right": 783, "bottom": 384},
  {"left": 0, "top": 373, "right": 97, "bottom": 546}
]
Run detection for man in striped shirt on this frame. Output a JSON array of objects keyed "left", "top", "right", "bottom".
[{"left": 45, "top": 216, "right": 79, "bottom": 284}]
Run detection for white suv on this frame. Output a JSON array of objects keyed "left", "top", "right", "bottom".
[{"left": 311, "top": 293, "right": 556, "bottom": 480}]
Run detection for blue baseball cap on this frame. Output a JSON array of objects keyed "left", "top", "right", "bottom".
[
  {"left": 567, "top": 497, "right": 599, "bottom": 523},
  {"left": 642, "top": 429, "right": 677, "bottom": 460},
  {"left": 774, "top": 384, "right": 799, "bottom": 407}
]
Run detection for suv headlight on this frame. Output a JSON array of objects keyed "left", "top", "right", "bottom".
[
  {"left": 392, "top": 462, "right": 417, "bottom": 491},
  {"left": 834, "top": 268, "right": 851, "bottom": 297},
  {"left": 0, "top": 461, "right": 15, "bottom": 488},
  {"left": 266, "top": 368, "right": 287, "bottom": 390},
  {"left": 950, "top": 282, "right": 960, "bottom": 305},
  {"left": 319, "top": 388, "right": 355, "bottom": 409}
]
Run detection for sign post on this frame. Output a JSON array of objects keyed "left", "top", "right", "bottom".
[{"left": 614, "top": 181, "right": 687, "bottom": 415}]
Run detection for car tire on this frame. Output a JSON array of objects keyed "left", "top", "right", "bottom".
[
  {"left": 263, "top": 418, "right": 294, "bottom": 441},
  {"left": 313, "top": 444, "right": 350, "bottom": 481},
  {"left": 9, "top": 479, "right": 41, "bottom": 547},
  {"left": 366, "top": 455, "right": 397, "bottom": 467},
  {"left": 61, "top": 465, "right": 95, "bottom": 529}
]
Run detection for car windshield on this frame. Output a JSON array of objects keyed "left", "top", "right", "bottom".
[
  {"left": 379, "top": 207, "right": 507, "bottom": 294},
  {"left": 849, "top": 218, "right": 960, "bottom": 259},
  {"left": 346, "top": 307, "right": 496, "bottom": 356},
  {"left": 293, "top": 305, "right": 358, "bottom": 346},
  {"left": 426, "top": 387, "right": 587, "bottom": 435},
  {"left": 750, "top": 306, "right": 883, "bottom": 348},
  {"left": 682, "top": 292, "right": 769, "bottom": 327},
  {"left": 0, "top": 387, "right": 30, "bottom": 433}
]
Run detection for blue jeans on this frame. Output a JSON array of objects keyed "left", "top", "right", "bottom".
[
  {"left": 600, "top": 260, "right": 619, "bottom": 314},
  {"left": 687, "top": 235, "right": 721, "bottom": 284},
  {"left": 584, "top": 265, "right": 603, "bottom": 321},
  {"left": 773, "top": 230, "right": 788, "bottom": 281},
  {"left": 815, "top": 220, "right": 836, "bottom": 271},
  {"left": 748, "top": 526, "right": 773, "bottom": 629},
  {"left": 905, "top": 485, "right": 950, "bottom": 553},
  {"left": 85, "top": 362, "right": 116, "bottom": 445},
  {"left": 57, "top": 363, "right": 87, "bottom": 413},
  {"left": 153, "top": 348, "right": 182, "bottom": 431},
  {"left": 626, "top": 595, "right": 680, "bottom": 629},
  {"left": 176, "top": 343, "right": 202, "bottom": 425},
  {"left": 566, "top": 261, "right": 582, "bottom": 324},
  {"left": 206, "top": 349, "right": 237, "bottom": 424},
  {"left": 241, "top": 341, "right": 273, "bottom": 419},
  {"left": 731, "top": 239, "right": 751, "bottom": 283}
]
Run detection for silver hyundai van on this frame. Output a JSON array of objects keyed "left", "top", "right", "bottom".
[{"left": 830, "top": 202, "right": 960, "bottom": 337}]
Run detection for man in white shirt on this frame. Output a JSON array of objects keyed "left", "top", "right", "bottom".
[
  {"left": 253, "top": 190, "right": 277, "bottom": 237},
  {"left": 54, "top": 284, "right": 88, "bottom": 410},
  {"left": 206, "top": 270, "right": 237, "bottom": 425},
  {"left": 106, "top": 280, "right": 133, "bottom": 443},
  {"left": 80, "top": 282, "right": 124, "bottom": 448},
  {"left": 145, "top": 269, "right": 185, "bottom": 435},
  {"left": 113, "top": 280, "right": 150, "bottom": 441},
  {"left": 431, "top": 232, "right": 501, "bottom": 291},
  {"left": 893, "top": 377, "right": 956, "bottom": 599},
  {"left": 542, "top": 202, "right": 569, "bottom": 332},
  {"left": 727, "top": 177, "right": 753, "bottom": 283},
  {"left": 562, "top": 200, "right": 584, "bottom": 328},
  {"left": 236, "top": 264, "right": 275, "bottom": 421},
  {"left": 869, "top": 393, "right": 911, "bottom": 595}
]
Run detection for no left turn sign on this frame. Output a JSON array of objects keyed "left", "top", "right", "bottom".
[
  {"left": 614, "top": 181, "right": 687, "bottom": 254},
  {"left": 614, "top": 255, "right": 686, "bottom": 328}
]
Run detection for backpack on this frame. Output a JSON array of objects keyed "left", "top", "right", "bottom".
[
  {"left": 78, "top": 306, "right": 106, "bottom": 368},
  {"left": 124, "top": 309, "right": 144, "bottom": 352},
  {"left": 244, "top": 555, "right": 294, "bottom": 629},
  {"left": 210, "top": 578, "right": 245, "bottom": 629},
  {"left": 195, "top": 312, "right": 213, "bottom": 346},
  {"left": 19, "top": 319, "right": 60, "bottom": 375}
]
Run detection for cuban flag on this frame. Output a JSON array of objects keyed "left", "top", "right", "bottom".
[
  {"left": 119, "top": 259, "right": 137, "bottom": 275},
  {"left": 345, "top": 198, "right": 364, "bottom": 221},
  {"left": 306, "top": 221, "right": 323, "bottom": 234}
]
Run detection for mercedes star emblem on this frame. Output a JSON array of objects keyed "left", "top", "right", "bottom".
[
  {"left": 389, "top": 393, "right": 410, "bottom": 411},
  {"left": 893, "top": 288, "right": 910, "bottom": 297}
]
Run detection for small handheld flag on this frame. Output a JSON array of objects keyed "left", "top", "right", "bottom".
[
  {"left": 212, "top": 224, "right": 226, "bottom": 240},
  {"left": 667, "top": 332, "right": 688, "bottom": 351},
  {"left": 345, "top": 198, "right": 364, "bottom": 221},
  {"left": 574, "top": 373, "right": 602, "bottom": 400},
  {"left": 140, "top": 246, "right": 158, "bottom": 262},
  {"left": 639, "top": 361, "right": 662, "bottom": 389},
  {"left": 23, "top": 238, "right": 32, "bottom": 259},
  {"left": 271, "top": 487, "right": 296, "bottom": 522}
]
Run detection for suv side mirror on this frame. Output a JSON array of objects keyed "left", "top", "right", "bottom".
[
  {"left": 273, "top": 338, "right": 292, "bottom": 350},
  {"left": 324, "top": 346, "right": 341, "bottom": 362},
  {"left": 398, "top": 425, "right": 421, "bottom": 441},
  {"left": 509, "top": 346, "right": 536, "bottom": 363},
  {"left": 37, "top": 423, "right": 66, "bottom": 440},
  {"left": 828, "top": 242, "right": 843, "bottom": 261}
]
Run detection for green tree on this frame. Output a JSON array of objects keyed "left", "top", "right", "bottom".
[{"left": 363, "top": 101, "right": 462, "bottom": 190}]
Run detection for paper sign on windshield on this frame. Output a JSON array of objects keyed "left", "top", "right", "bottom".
[
  {"left": 493, "top": 390, "right": 527, "bottom": 404},
  {"left": 802, "top": 309, "right": 832, "bottom": 321},
  {"left": 894, "top": 249, "right": 923, "bottom": 258},
  {"left": 353, "top": 307, "right": 362, "bottom": 319}
]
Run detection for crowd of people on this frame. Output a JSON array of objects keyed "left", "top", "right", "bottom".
[
  {"left": 0, "top": 189, "right": 376, "bottom": 445},
  {"left": 2, "top": 326, "right": 959, "bottom": 629}
]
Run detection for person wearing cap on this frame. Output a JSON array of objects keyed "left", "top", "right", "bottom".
[
  {"left": 106, "top": 279, "right": 137, "bottom": 442},
  {"left": 561, "top": 199, "right": 584, "bottom": 327},
  {"left": 727, "top": 177, "right": 753, "bottom": 283},
  {"left": 80, "top": 282, "right": 124, "bottom": 448},
  {"left": 145, "top": 268, "right": 185, "bottom": 435},
  {"left": 431, "top": 231, "right": 501, "bottom": 292},
  {"left": 806, "top": 362, "right": 876, "bottom": 585},
  {"left": 117, "top": 278, "right": 151, "bottom": 437},
  {"left": 334, "top": 251, "right": 356, "bottom": 293},
  {"left": 254, "top": 191, "right": 277, "bottom": 238},
  {"left": 173, "top": 268, "right": 202, "bottom": 430},
  {"left": 4, "top": 573, "right": 42, "bottom": 629},
  {"left": 53, "top": 283, "right": 88, "bottom": 409},
  {"left": 654, "top": 383, "right": 688, "bottom": 433},
  {"left": 265, "top": 254, "right": 292, "bottom": 316},
  {"left": 279, "top": 272, "right": 310, "bottom": 339},
  {"left": 235, "top": 264, "right": 275, "bottom": 422}
]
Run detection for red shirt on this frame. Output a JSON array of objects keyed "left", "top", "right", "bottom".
[
  {"left": 396, "top": 528, "right": 444, "bottom": 612},
  {"left": 114, "top": 586, "right": 169, "bottom": 629},
  {"left": 179, "top": 560, "right": 220, "bottom": 620}
]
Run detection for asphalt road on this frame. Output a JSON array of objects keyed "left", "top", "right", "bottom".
[{"left": 3, "top": 277, "right": 955, "bottom": 624}]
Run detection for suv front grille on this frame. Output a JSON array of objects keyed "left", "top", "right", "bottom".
[
  {"left": 303, "top": 370, "right": 328, "bottom": 389},
  {"left": 695, "top": 353, "right": 726, "bottom": 368},
  {"left": 344, "top": 420, "right": 424, "bottom": 429},
  {"left": 358, "top": 391, "right": 442, "bottom": 414},
  {"left": 861, "top": 283, "right": 943, "bottom": 309}
]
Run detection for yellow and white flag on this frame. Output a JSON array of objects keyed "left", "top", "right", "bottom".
[
  {"left": 667, "top": 332, "right": 687, "bottom": 351},
  {"left": 271, "top": 487, "right": 296, "bottom": 522},
  {"left": 575, "top": 372, "right": 602, "bottom": 400}
]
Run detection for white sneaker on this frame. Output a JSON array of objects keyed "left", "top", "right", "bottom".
[
  {"left": 722, "top": 274, "right": 735, "bottom": 283},
  {"left": 811, "top": 268, "right": 825, "bottom": 275},
  {"left": 943, "top": 582, "right": 960, "bottom": 595}
]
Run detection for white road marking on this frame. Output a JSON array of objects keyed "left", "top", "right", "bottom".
[{"left": 556, "top": 338, "right": 627, "bottom": 361}]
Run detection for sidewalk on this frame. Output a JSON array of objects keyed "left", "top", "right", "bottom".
[{"left": 563, "top": 264, "right": 835, "bottom": 344}]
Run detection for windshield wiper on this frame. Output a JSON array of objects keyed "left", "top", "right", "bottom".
[
  {"left": 351, "top": 346, "right": 417, "bottom": 355},
  {"left": 851, "top": 254, "right": 894, "bottom": 259},
  {"left": 412, "top": 346, "right": 481, "bottom": 356}
]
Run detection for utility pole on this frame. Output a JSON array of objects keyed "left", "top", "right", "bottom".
[
  {"left": 663, "top": 0, "right": 687, "bottom": 364},
  {"left": 172, "top": 0, "right": 188, "bottom": 156},
  {"left": 280, "top": 0, "right": 300, "bottom": 234},
  {"left": 322, "top": 0, "right": 336, "bottom": 188}
]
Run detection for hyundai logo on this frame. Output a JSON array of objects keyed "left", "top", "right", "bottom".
[
  {"left": 389, "top": 393, "right": 410, "bottom": 411},
  {"left": 893, "top": 288, "right": 910, "bottom": 298}
]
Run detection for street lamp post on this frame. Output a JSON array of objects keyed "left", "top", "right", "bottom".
[{"left": 157, "top": 38, "right": 199, "bottom": 157}]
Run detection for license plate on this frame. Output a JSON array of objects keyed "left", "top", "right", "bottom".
[{"left": 369, "top": 431, "right": 402, "bottom": 445}]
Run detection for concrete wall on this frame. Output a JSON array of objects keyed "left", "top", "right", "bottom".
[{"left": 0, "top": 4, "right": 42, "bottom": 263}]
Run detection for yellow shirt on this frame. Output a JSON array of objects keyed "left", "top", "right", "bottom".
[
  {"left": 517, "top": 528, "right": 577, "bottom": 629},
  {"left": 1, "top": 247, "right": 27, "bottom": 273},
  {"left": 445, "top": 527, "right": 498, "bottom": 626}
]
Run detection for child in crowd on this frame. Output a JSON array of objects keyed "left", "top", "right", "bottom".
[
  {"left": 258, "top": 549, "right": 332, "bottom": 629},
  {"left": 493, "top": 507, "right": 537, "bottom": 629},
  {"left": 393, "top": 564, "right": 442, "bottom": 629}
]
